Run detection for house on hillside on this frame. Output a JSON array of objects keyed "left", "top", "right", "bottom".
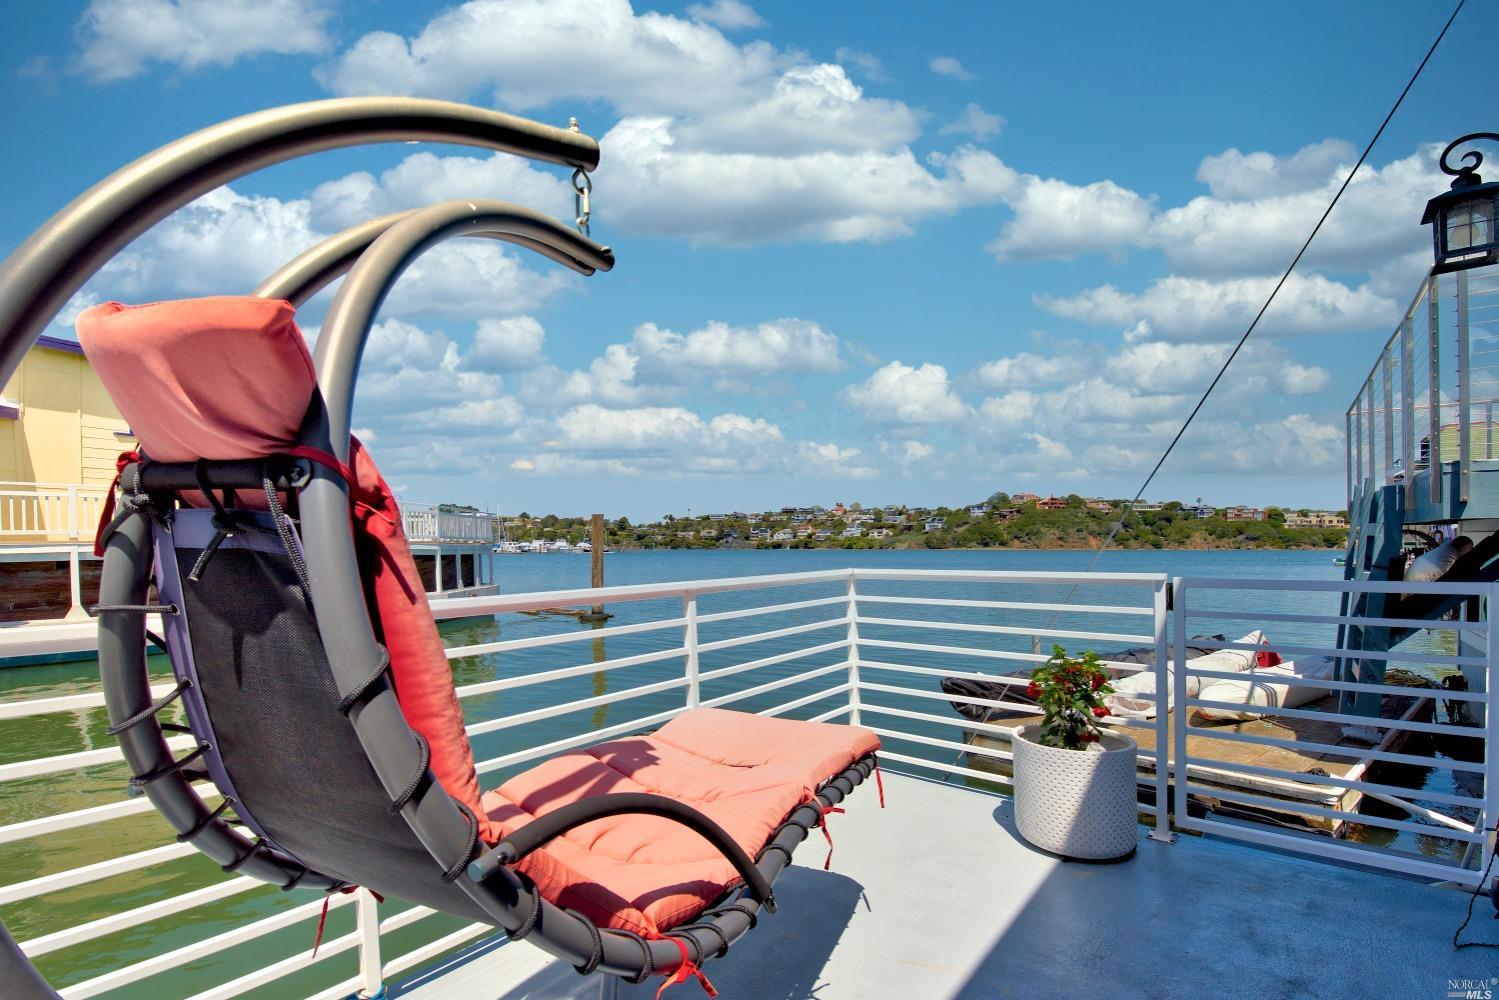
[
  {"left": 1037, "top": 496, "right": 1067, "bottom": 510},
  {"left": 1225, "top": 506, "right": 1265, "bottom": 521},
  {"left": 1185, "top": 504, "right": 1215, "bottom": 519},
  {"left": 924, "top": 517, "right": 946, "bottom": 533},
  {"left": 1011, "top": 492, "right": 1041, "bottom": 504}
]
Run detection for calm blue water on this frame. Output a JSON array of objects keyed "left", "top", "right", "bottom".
[{"left": 4, "top": 547, "right": 1478, "bottom": 998}]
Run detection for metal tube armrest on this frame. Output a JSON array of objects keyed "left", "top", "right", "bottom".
[{"left": 466, "top": 792, "right": 776, "bottom": 910}]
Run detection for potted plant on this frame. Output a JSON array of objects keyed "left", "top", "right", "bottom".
[{"left": 1011, "top": 645, "right": 1139, "bottom": 860}]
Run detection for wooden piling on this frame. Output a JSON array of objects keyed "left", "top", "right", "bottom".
[{"left": 579, "top": 513, "right": 611, "bottom": 622}]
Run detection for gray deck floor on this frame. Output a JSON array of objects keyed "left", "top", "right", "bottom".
[{"left": 389, "top": 772, "right": 1498, "bottom": 999}]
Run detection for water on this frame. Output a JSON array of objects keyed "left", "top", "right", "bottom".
[{"left": 0, "top": 548, "right": 1477, "bottom": 998}]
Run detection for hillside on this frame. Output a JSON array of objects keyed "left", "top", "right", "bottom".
[{"left": 503, "top": 495, "right": 1349, "bottom": 551}]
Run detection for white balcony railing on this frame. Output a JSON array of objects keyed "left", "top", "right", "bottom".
[
  {"left": 0, "top": 483, "right": 108, "bottom": 541},
  {"left": 398, "top": 502, "right": 495, "bottom": 543},
  {"left": 0, "top": 485, "right": 495, "bottom": 546},
  {"left": 0, "top": 568, "right": 1491, "bottom": 999}
]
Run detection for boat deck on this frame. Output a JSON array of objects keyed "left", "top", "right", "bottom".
[
  {"left": 386, "top": 772, "right": 1490, "bottom": 999},
  {"left": 965, "top": 692, "right": 1433, "bottom": 833}
]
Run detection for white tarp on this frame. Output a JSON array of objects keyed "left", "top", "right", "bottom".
[
  {"left": 1190, "top": 656, "right": 1337, "bottom": 722},
  {"left": 1105, "top": 630, "right": 1266, "bottom": 719}
]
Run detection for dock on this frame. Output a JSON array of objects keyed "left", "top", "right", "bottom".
[{"left": 962, "top": 689, "right": 1435, "bottom": 836}]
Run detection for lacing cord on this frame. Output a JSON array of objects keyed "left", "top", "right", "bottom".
[
  {"left": 129, "top": 741, "right": 211, "bottom": 793},
  {"left": 107, "top": 677, "right": 191, "bottom": 736},
  {"left": 441, "top": 802, "right": 481, "bottom": 883},
  {"left": 280, "top": 865, "right": 310, "bottom": 891},
  {"left": 672, "top": 921, "right": 729, "bottom": 961},
  {"left": 609, "top": 927, "right": 654, "bottom": 984},
  {"left": 176, "top": 796, "right": 234, "bottom": 843},
  {"left": 187, "top": 460, "right": 243, "bottom": 582},
  {"left": 91, "top": 602, "right": 179, "bottom": 615},
  {"left": 336, "top": 646, "right": 391, "bottom": 716},
  {"left": 754, "top": 842, "right": 793, "bottom": 868},
  {"left": 565, "top": 908, "right": 604, "bottom": 975},
  {"left": 388, "top": 732, "right": 432, "bottom": 815},
  {"left": 221, "top": 838, "right": 268, "bottom": 873},
  {"left": 264, "top": 472, "right": 313, "bottom": 599},
  {"left": 507, "top": 872, "right": 543, "bottom": 941}
]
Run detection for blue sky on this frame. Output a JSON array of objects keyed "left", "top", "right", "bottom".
[{"left": 0, "top": 0, "right": 1487, "bottom": 519}]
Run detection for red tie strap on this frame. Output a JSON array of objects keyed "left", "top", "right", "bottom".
[
  {"left": 311, "top": 885, "right": 383, "bottom": 957},
  {"left": 92, "top": 450, "right": 141, "bottom": 557},
  {"left": 873, "top": 757, "right": 885, "bottom": 809},
  {"left": 817, "top": 804, "right": 846, "bottom": 870},
  {"left": 655, "top": 935, "right": 718, "bottom": 999},
  {"left": 285, "top": 445, "right": 357, "bottom": 487}
]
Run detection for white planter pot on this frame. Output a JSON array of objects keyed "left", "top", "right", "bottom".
[{"left": 1012, "top": 725, "right": 1138, "bottom": 860}]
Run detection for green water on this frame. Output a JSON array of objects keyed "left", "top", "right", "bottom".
[{"left": 0, "top": 549, "right": 1479, "bottom": 998}]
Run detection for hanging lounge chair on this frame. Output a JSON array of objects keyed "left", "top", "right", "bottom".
[{"left": 0, "top": 98, "right": 881, "bottom": 997}]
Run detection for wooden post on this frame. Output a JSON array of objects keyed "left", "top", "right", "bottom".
[{"left": 579, "top": 513, "right": 612, "bottom": 622}]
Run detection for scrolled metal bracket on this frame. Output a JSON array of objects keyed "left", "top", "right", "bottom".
[{"left": 1438, "top": 132, "right": 1499, "bottom": 185}]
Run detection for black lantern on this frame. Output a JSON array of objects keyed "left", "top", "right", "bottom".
[{"left": 1422, "top": 132, "right": 1499, "bottom": 273}]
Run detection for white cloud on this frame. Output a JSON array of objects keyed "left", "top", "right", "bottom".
[
  {"left": 1151, "top": 144, "right": 1443, "bottom": 276},
  {"left": 631, "top": 318, "right": 842, "bottom": 381},
  {"left": 842, "top": 362, "right": 969, "bottom": 424},
  {"left": 972, "top": 351, "right": 1089, "bottom": 390},
  {"left": 72, "top": 0, "right": 332, "bottom": 82},
  {"left": 320, "top": 0, "right": 781, "bottom": 116},
  {"left": 1036, "top": 273, "right": 1394, "bottom": 343},
  {"left": 469, "top": 316, "right": 546, "bottom": 371},
  {"left": 988, "top": 177, "right": 1154, "bottom": 262},
  {"left": 519, "top": 317, "right": 843, "bottom": 407},
  {"left": 939, "top": 102, "right": 1004, "bottom": 141},
  {"left": 929, "top": 55, "right": 974, "bottom": 80},
  {"left": 600, "top": 120, "right": 1015, "bottom": 244},
  {"left": 511, "top": 403, "right": 873, "bottom": 479},
  {"left": 1195, "top": 139, "right": 1357, "bottom": 201},
  {"left": 319, "top": 0, "right": 1017, "bottom": 246},
  {"left": 835, "top": 47, "right": 887, "bottom": 81},
  {"left": 685, "top": 0, "right": 765, "bottom": 29}
]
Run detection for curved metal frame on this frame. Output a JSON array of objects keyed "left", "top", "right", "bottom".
[
  {"left": 291, "top": 199, "right": 879, "bottom": 978},
  {"left": 254, "top": 203, "right": 614, "bottom": 307},
  {"left": 0, "top": 97, "right": 881, "bottom": 989},
  {"left": 0, "top": 96, "right": 598, "bottom": 381}
]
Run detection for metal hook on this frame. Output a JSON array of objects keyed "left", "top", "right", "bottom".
[{"left": 572, "top": 167, "right": 592, "bottom": 237}]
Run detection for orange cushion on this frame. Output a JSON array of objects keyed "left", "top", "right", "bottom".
[
  {"left": 78, "top": 296, "right": 493, "bottom": 840},
  {"left": 480, "top": 708, "right": 880, "bottom": 937},
  {"left": 77, "top": 297, "right": 317, "bottom": 463}
]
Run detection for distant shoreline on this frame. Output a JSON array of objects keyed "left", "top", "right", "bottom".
[{"left": 593, "top": 544, "right": 1345, "bottom": 553}]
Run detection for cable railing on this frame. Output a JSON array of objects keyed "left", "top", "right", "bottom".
[
  {"left": 0, "top": 568, "right": 1491, "bottom": 998},
  {"left": 1348, "top": 261, "right": 1499, "bottom": 508}
]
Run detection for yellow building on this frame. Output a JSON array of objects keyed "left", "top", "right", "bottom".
[{"left": 0, "top": 336, "right": 134, "bottom": 542}]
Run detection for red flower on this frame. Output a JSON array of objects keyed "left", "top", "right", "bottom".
[
  {"left": 1090, "top": 675, "right": 1104, "bottom": 691},
  {"left": 1080, "top": 732, "right": 1099, "bottom": 743},
  {"left": 1026, "top": 681, "right": 1040, "bottom": 699},
  {"left": 1092, "top": 705, "right": 1110, "bottom": 718}
]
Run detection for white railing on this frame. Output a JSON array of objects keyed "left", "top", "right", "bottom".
[
  {"left": 0, "top": 568, "right": 1490, "bottom": 999},
  {"left": 1171, "top": 575, "right": 1494, "bottom": 885},
  {"left": 0, "top": 483, "right": 108, "bottom": 541},
  {"left": 398, "top": 502, "right": 495, "bottom": 543},
  {"left": 1347, "top": 261, "right": 1499, "bottom": 507}
]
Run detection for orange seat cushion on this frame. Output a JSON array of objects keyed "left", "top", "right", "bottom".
[{"left": 480, "top": 708, "right": 879, "bottom": 937}]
